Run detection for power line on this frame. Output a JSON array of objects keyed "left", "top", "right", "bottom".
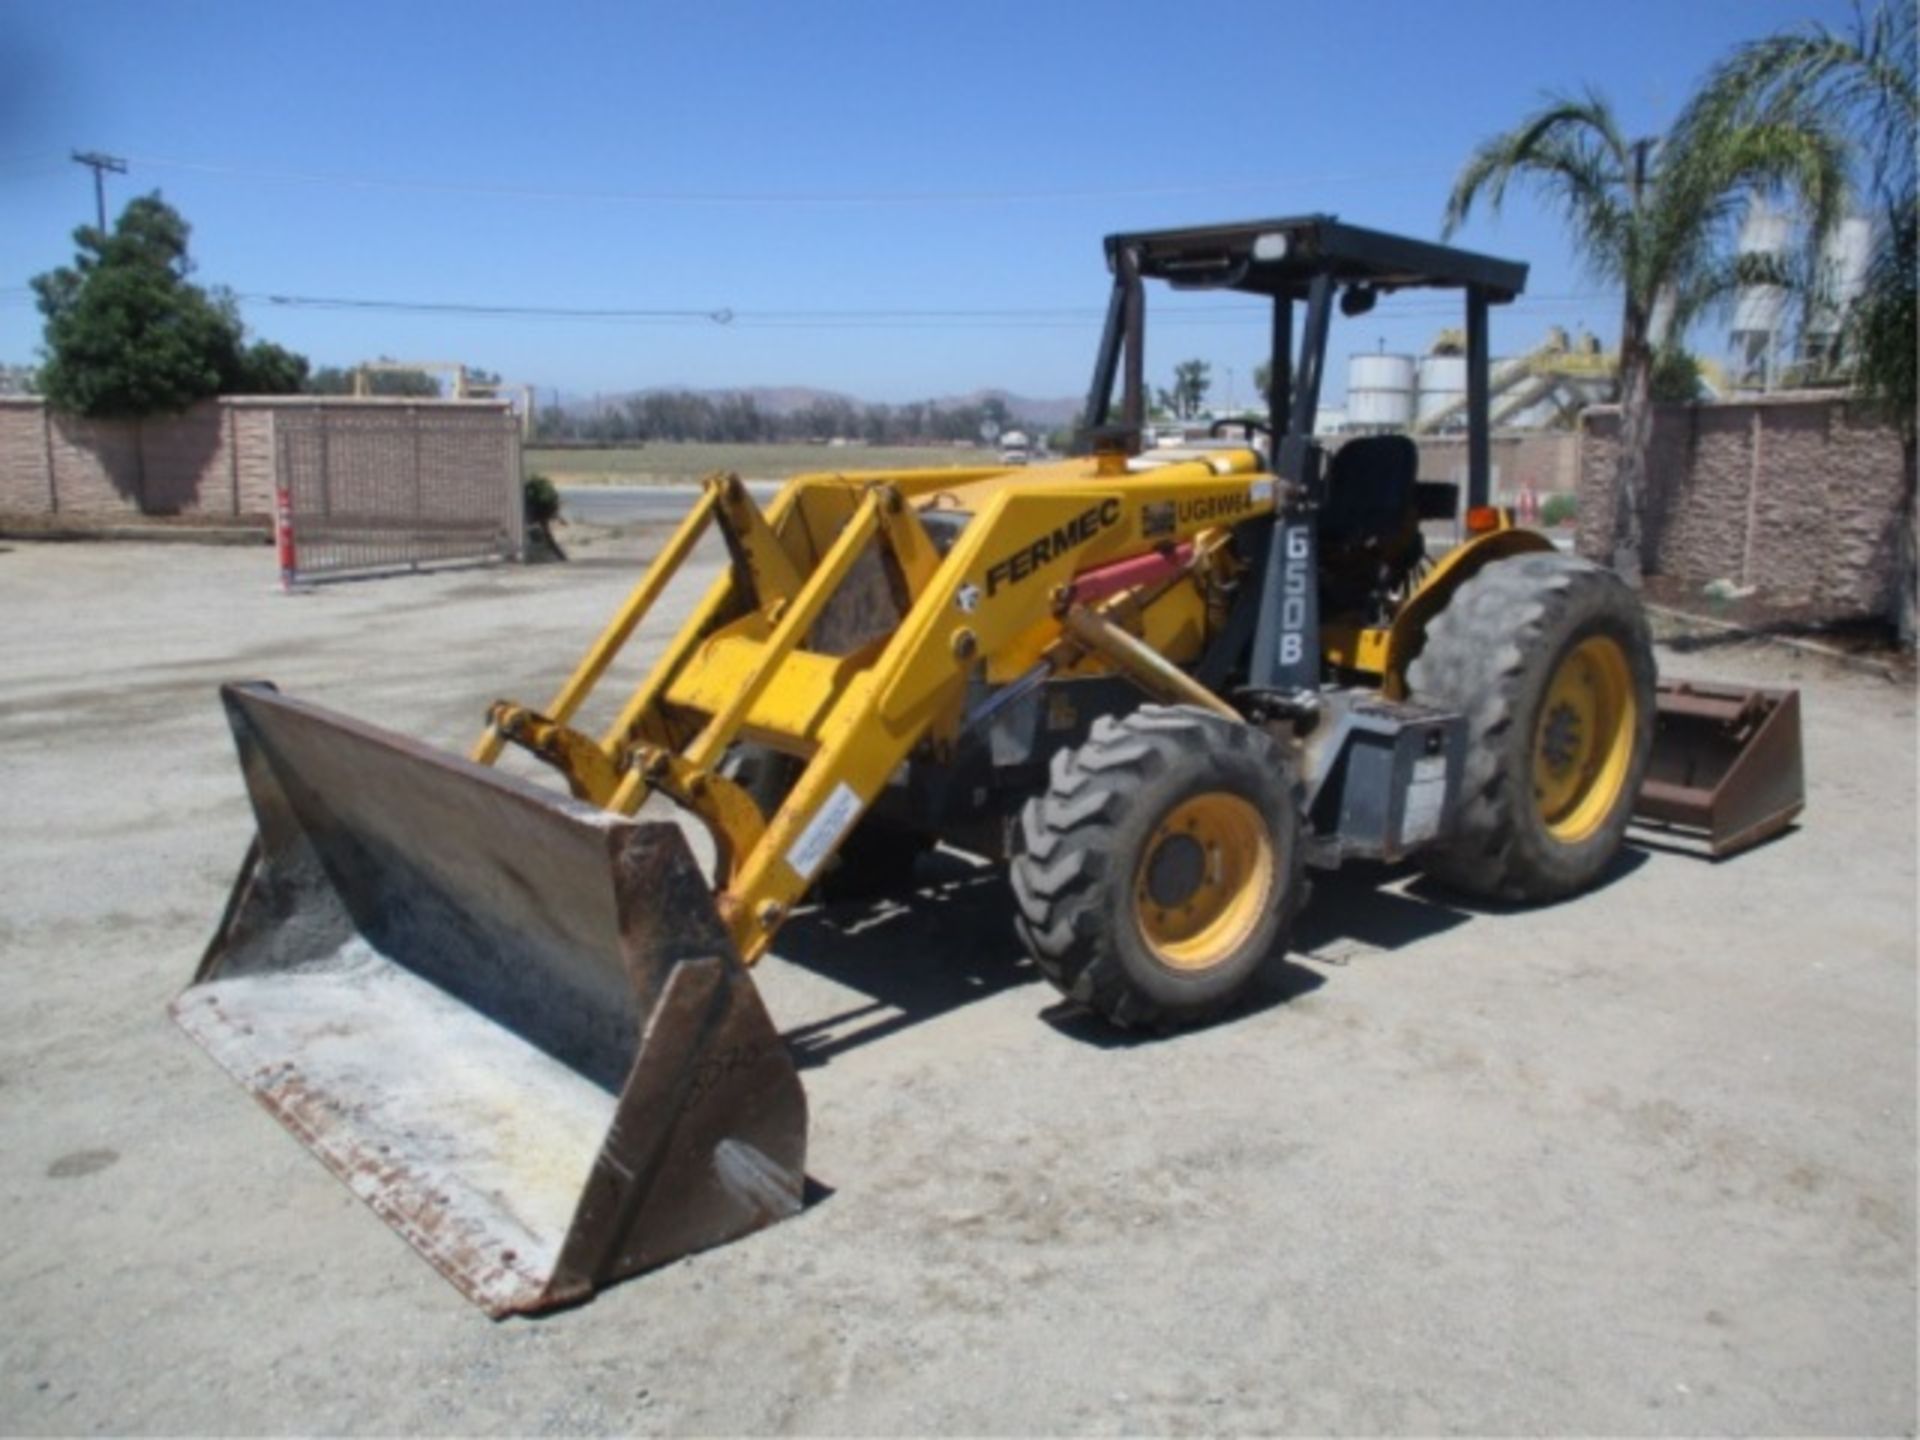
[
  {"left": 237, "top": 290, "right": 1609, "bottom": 330},
  {"left": 725, "top": 308, "right": 1610, "bottom": 332},
  {"left": 252, "top": 293, "right": 737, "bottom": 323},
  {"left": 127, "top": 151, "right": 1455, "bottom": 208}
]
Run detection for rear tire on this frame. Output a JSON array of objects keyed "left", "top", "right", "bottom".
[
  {"left": 1010, "top": 705, "right": 1304, "bottom": 1029},
  {"left": 1407, "top": 551, "right": 1655, "bottom": 901}
]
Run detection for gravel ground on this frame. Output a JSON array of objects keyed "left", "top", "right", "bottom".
[{"left": 0, "top": 535, "right": 1913, "bottom": 1436}]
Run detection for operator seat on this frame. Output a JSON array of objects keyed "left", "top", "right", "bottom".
[
  {"left": 1320, "top": 434, "right": 1419, "bottom": 543},
  {"left": 1318, "top": 433, "right": 1429, "bottom": 622}
]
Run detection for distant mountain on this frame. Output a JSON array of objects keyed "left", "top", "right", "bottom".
[
  {"left": 926, "top": 388, "right": 1082, "bottom": 427},
  {"left": 564, "top": 384, "right": 1080, "bottom": 427},
  {"left": 561, "top": 386, "right": 851, "bottom": 417}
]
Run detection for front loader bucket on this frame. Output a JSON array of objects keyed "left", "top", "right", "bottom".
[
  {"left": 172, "top": 683, "right": 807, "bottom": 1317},
  {"left": 1635, "top": 679, "right": 1805, "bottom": 858}
]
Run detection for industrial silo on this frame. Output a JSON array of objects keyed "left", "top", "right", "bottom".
[
  {"left": 1732, "top": 202, "right": 1792, "bottom": 386},
  {"left": 1416, "top": 353, "right": 1468, "bottom": 428},
  {"left": 1805, "top": 215, "right": 1874, "bottom": 357},
  {"left": 1346, "top": 353, "right": 1415, "bottom": 430}
]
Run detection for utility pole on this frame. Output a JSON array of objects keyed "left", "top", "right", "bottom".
[
  {"left": 1629, "top": 138, "right": 1655, "bottom": 207},
  {"left": 70, "top": 150, "right": 128, "bottom": 231}
]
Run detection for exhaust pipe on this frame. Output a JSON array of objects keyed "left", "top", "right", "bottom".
[{"left": 173, "top": 683, "right": 807, "bottom": 1316}]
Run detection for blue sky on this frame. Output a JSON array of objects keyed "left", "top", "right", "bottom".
[{"left": 0, "top": 0, "right": 1853, "bottom": 407}]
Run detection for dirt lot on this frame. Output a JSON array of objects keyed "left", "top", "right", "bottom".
[{"left": 1, "top": 536, "right": 1913, "bottom": 1436}]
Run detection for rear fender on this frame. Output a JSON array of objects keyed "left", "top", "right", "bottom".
[{"left": 1380, "top": 527, "right": 1556, "bottom": 697}]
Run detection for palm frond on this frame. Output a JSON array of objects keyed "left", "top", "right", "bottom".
[
  {"left": 1680, "top": 2, "right": 1914, "bottom": 419},
  {"left": 1443, "top": 90, "right": 1638, "bottom": 301},
  {"left": 1685, "top": 3, "right": 1916, "bottom": 203},
  {"left": 1659, "top": 249, "right": 1786, "bottom": 341},
  {"left": 1656, "top": 115, "right": 1849, "bottom": 267},
  {"left": 1850, "top": 198, "right": 1917, "bottom": 433},
  {"left": 1443, "top": 89, "right": 1629, "bottom": 237}
]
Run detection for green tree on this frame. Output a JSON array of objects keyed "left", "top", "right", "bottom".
[
  {"left": 1155, "top": 359, "right": 1212, "bottom": 420},
  {"left": 1444, "top": 90, "right": 1844, "bottom": 582},
  {"left": 1689, "top": 3, "right": 1916, "bottom": 641},
  {"left": 305, "top": 363, "right": 444, "bottom": 398},
  {"left": 1650, "top": 346, "right": 1705, "bottom": 402},
  {"left": 31, "top": 195, "right": 286, "bottom": 417},
  {"left": 233, "top": 340, "right": 309, "bottom": 395}
]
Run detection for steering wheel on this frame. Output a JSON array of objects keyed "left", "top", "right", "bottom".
[{"left": 1209, "top": 417, "right": 1273, "bottom": 443}]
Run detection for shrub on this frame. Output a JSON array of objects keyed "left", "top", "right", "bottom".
[
  {"left": 1540, "top": 493, "right": 1578, "bottom": 528},
  {"left": 524, "top": 474, "right": 560, "bottom": 524}
]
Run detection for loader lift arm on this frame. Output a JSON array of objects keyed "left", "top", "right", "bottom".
[{"left": 472, "top": 457, "right": 1275, "bottom": 964}]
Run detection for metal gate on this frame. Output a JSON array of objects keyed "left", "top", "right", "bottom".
[{"left": 274, "top": 406, "right": 523, "bottom": 584}]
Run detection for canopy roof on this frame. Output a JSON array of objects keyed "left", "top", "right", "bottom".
[{"left": 1104, "top": 214, "right": 1528, "bottom": 302}]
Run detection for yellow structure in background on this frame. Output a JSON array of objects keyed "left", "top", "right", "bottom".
[{"left": 351, "top": 360, "right": 535, "bottom": 436}]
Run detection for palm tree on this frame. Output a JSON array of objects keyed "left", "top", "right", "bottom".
[
  {"left": 1688, "top": 2, "right": 1916, "bottom": 642},
  {"left": 1443, "top": 90, "right": 1844, "bottom": 583}
]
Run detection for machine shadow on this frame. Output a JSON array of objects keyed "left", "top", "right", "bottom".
[
  {"left": 773, "top": 850, "right": 1038, "bottom": 1071},
  {"left": 1399, "top": 839, "right": 1650, "bottom": 911},
  {"left": 1624, "top": 823, "right": 1800, "bottom": 863},
  {"left": 1659, "top": 615, "right": 1896, "bottom": 657},
  {"left": 775, "top": 843, "right": 1552, "bottom": 1063},
  {"left": 1037, "top": 861, "right": 1478, "bottom": 1048}
]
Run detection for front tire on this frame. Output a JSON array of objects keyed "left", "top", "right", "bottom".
[
  {"left": 1010, "top": 705, "right": 1304, "bottom": 1029},
  {"left": 1407, "top": 551, "right": 1655, "bottom": 901}
]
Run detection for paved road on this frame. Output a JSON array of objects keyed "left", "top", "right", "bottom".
[{"left": 559, "top": 482, "right": 779, "bottom": 527}]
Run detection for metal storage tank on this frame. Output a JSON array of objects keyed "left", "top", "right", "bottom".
[
  {"left": 1416, "top": 353, "right": 1467, "bottom": 426},
  {"left": 1346, "top": 353, "right": 1415, "bottom": 429},
  {"left": 1808, "top": 216, "right": 1873, "bottom": 338},
  {"left": 1732, "top": 203, "right": 1792, "bottom": 339}
]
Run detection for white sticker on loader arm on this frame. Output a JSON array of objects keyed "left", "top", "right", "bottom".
[{"left": 785, "top": 782, "right": 865, "bottom": 882}]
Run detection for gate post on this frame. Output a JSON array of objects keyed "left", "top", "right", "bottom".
[
  {"left": 273, "top": 417, "right": 298, "bottom": 591},
  {"left": 506, "top": 413, "right": 525, "bottom": 562}
]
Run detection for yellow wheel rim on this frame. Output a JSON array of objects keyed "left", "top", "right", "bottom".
[
  {"left": 1532, "top": 634, "right": 1636, "bottom": 843},
  {"left": 1133, "top": 792, "right": 1275, "bottom": 971}
]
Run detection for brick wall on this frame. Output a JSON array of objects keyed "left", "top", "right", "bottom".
[
  {"left": 233, "top": 406, "right": 276, "bottom": 513},
  {"left": 1404, "top": 431, "right": 1580, "bottom": 502},
  {"left": 0, "top": 401, "right": 55, "bottom": 512},
  {"left": 1578, "top": 393, "right": 1910, "bottom": 619},
  {"left": 0, "top": 397, "right": 513, "bottom": 522}
]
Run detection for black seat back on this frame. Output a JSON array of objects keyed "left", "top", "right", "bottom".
[{"left": 1321, "top": 434, "right": 1418, "bottom": 544}]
